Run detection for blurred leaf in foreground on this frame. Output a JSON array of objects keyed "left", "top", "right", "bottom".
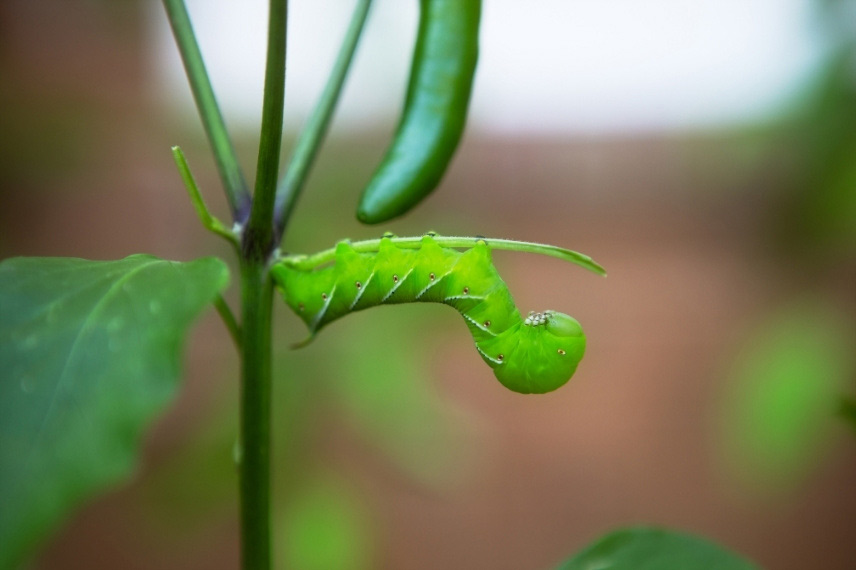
[{"left": 0, "top": 254, "right": 229, "bottom": 569}]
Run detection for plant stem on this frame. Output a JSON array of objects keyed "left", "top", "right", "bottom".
[
  {"left": 278, "top": 234, "right": 608, "bottom": 276},
  {"left": 274, "top": 0, "right": 374, "bottom": 238},
  {"left": 238, "top": 260, "right": 274, "bottom": 570},
  {"left": 162, "top": 0, "right": 251, "bottom": 221},
  {"left": 246, "top": 0, "right": 288, "bottom": 256},
  {"left": 238, "top": 2, "right": 287, "bottom": 569}
]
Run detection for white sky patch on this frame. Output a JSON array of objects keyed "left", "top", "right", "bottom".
[{"left": 148, "top": 0, "right": 825, "bottom": 135}]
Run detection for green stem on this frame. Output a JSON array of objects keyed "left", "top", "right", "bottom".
[
  {"left": 278, "top": 234, "right": 608, "bottom": 276},
  {"left": 171, "top": 146, "right": 240, "bottom": 249},
  {"left": 274, "top": 0, "right": 374, "bottom": 238},
  {"left": 162, "top": 0, "right": 251, "bottom": 220},
  {"left": 214, "top": 294, "right": 242, "bottom": 351},
  {"left": 245, "top": 0, "right": 288, "bottom": 257},
  {"left": 238, "top": 3, "right": 287, "bottom": 569},
  {"left": 238, "top": 260, "right": 274, "bottom": 570}
]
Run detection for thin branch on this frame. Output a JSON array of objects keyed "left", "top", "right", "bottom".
[
  {"left": 214, "top": 294, "right": 242, "bottom": 351},
  {"left": 162, "top": 0, "right": 251, "bottom": 221},
  {"left": 171, "top": 146, "right": 240, "bottom": 250},
  {"left": 274, "top": 0, "right": 374, "bottom": 239}
]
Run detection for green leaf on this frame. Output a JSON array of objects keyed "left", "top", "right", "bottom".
[
  {"left": 556, "top": 527, "right": 759, "bottom": 570},
  {"left": 0, "top": 254, "right": 229, "bottom": 569}
]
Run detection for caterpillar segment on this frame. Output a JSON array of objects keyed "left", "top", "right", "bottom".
[{"left": 271, "top": 235, "right": 586, "bottom": 394}]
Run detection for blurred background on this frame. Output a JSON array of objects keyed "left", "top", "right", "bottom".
[{"left": 1, "top": 0, "right": 855, "bottom": 568}]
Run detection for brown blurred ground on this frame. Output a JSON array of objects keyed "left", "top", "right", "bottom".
[{"left": 2, "top": 2, "right": 855, "bottom": 569}]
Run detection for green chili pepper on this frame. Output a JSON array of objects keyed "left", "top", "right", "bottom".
[{"left": 357, "top": 0, "right": 481, "bottom": 224}]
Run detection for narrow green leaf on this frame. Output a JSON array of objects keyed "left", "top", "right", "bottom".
[
  {"left": 0, "top": 254, "right": 229, "bottom": 569},
  {"left": 556, "top": 527, "right": 758, "bottom": 570}
]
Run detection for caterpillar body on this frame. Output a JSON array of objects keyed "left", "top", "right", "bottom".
[{"left": 271, "top": 235, "right": 590, "bottom": 394}]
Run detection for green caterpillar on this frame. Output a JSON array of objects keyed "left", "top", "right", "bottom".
[{"left": 271, "top": 234, "right": 603, "bottom": 394}]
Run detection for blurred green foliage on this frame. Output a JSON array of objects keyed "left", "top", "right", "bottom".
[
  {"left": 278, "top": 474, "right": 374, "bottom": 570},
  {"left": 771, "top": 0, "right": 856, "bottom": 260},
  {"left": 719, "top": 299, "right": 855, "bottom": 492},
  {"left": 716, "top": 0, "right": 856, "bottom": 496},
  {"left": 774, "top": 52, "right": 856, "bottom": 261}
]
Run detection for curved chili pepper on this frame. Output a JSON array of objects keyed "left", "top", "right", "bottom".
[{"left": 357, "top": 0, "right": 481, "bottom": 224}]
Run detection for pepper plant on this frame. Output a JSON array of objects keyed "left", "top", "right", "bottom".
[{"left": 0, "top": 1, "right": 760, "bottom": 569}]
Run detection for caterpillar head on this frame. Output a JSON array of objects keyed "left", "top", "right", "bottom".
[{"left": 477, "top": 310, "right": 585, "bottom": 394}]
